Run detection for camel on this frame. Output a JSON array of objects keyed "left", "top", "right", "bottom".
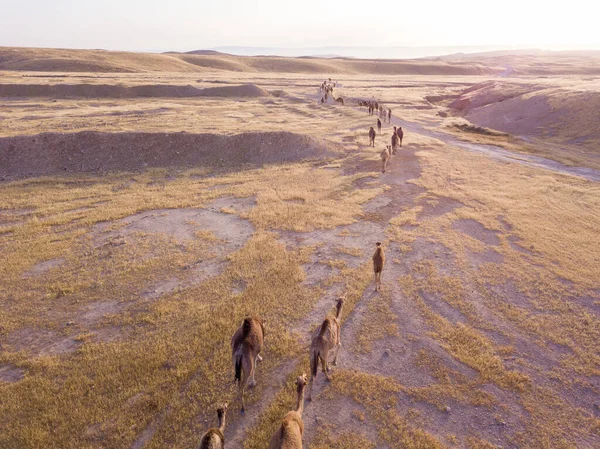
[
  {"left": 198, "top": 403, "right": 228, "bottom": 449},
  {"left": 391, "top": 133, "right": 399, "bottom": 155},
  {"left": 267, "top": 374, "right": 308, "bottom": 449},
  {"left": 388, "top": 108, "right": 392, "bottom": 123},
  {"left": 373, "top": 242, "right": 385, "bottom": 292},
  {"left": 231, "top": 316, "right": 265, "bottom": 413},
  {"left": 335, "top": 97, "right": 344, "bottom": 105},
  {"left": 381, "top": 145, "right": 391, "bottom": 173},
  {"left": 377, "top": 118, "right": 382, "bottom": 134},
  {"left": 307, "top": 297, "right": 345, "bottom": 401},
  {"left": 397, "top": 127, "right": 404, "bottom": 147},
  {"left": 369, "top": 127, "right": 376, "bottom": 147}
]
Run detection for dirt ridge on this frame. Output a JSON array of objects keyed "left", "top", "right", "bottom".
[
  {"left": 0, "top": 83, "right": 269, "bottom": 98},
  {"left": 0, "top": 131, "right": 346, "bottom": 180}
]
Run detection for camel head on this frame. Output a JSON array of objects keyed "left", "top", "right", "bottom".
[
  {"left": 296, "top": 373, "right": 308, "bottom": 389},
  {"left": 217, "top": 403, "right": 228, "bottom": 418},
  {"left": 334, "top": 296, "right": 345, "bottom": 319}
]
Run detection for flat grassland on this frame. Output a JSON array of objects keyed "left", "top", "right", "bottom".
[{"left": 0, "top": 48, "right": 599, "bottom": 449}]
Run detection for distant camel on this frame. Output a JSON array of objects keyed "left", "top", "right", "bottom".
[
  {"left": 397, "top": 127, "right": 404, "bottom": 147},
  {"left": 307, "top": 297, "right": 345, "bottom": 401},
  {"left": 388, "top": 108, "right": 392, "bottom": 123},
  {"left": 232, "top": 316, "right": 265, "bottom": 413},
  {"left": 369, "top": 127, "right": 376, "bottom": 147},
  {"left": 373, "top": 242, "right": 385, "bottom": 292},
  {"left": 267, "top": 374, "right": 308, "bottom": 449},
  {"left": 198, "top": 404, "right": 228, "bottom": 449},
  {"left": 321, "top": 97, "right": 324, "bottom": 104},
  {"left": 381, "top": 145, "right": 391, "bottom": 173},
  {"left": 377, "top": 118, "right": 382, "bottom": 134},
  {"left": 391, "top": 134, "right": 399, "bottom": 154},
  {"left": 335, "top": 97, "right": 344, "bottom": 105}
]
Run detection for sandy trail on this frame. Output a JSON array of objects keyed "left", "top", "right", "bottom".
[
  {"left": 391, "top": 116, "right": 600, "bottom": 183},
  {"left": 303, "top": 90, "right": 600, "bottom": 182}
]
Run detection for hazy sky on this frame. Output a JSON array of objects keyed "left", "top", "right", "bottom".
[{"left": 2, "top": 0, "right": 599, "bottom": 52}]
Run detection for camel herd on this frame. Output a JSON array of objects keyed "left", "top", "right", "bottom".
[
  {"left": 199, "top": 81, "right": 395, "bottom": 448},
  {"left": 199, "top": 244, "right": 386, "bottom": 449}
]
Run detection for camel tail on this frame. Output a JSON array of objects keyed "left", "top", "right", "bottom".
[
  {"left": 311, "top": 350, "right": 319, "bottom": 377},
  {"left": 234, "top": 353, "right": 243, "bottom": 383}
]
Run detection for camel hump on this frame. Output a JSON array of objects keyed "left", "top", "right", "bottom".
[
  {"left": 318, "top": 318, "right": 331, "bottom": 337},
  {"left": 199, "top": 429, "right": 224, "bottom": 449},
  {"left": 242, "top": 318, "right": 253, "bottom": 337}
]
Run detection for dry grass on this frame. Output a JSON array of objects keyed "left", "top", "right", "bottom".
[
  {"left": 1, "top": 66, "right": 599, "bottom": 449},
  {"left": 407, "top": 351, "right": 495, "bottom": 410},
  {"left": 399, "top": 271, "right": 530, "bottom": 392},
  {"left": 355, "top": 290, "right": 399, "bottom": 353},
  {"left": 309, "top": 426, "right": 376, "bottom": 449},
  {"left": 331, "top": 370, "right": 446, "bottom": 449}
]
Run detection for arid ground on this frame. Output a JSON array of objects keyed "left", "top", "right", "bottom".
[{"left": 1, "top": 47, "right": 599, "bottom": 449}]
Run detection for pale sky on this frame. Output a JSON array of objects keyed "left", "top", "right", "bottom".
[{"left": 2, "top": 0, "right": 599, "bottom": 53}]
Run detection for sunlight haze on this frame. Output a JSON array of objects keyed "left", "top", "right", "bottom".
[{"left": 2, "top": 0, "right": 599, "bottom": 55}]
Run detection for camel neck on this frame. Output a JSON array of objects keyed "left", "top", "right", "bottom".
[
  {"left": 335, "top": 304, "right": 343, "bottom": 320},
  {"left": 218, "top": 413, "right": 225, "bottom": 433},
  {"left": 295, "top": 386, "right": 305, "bottom": 415}
]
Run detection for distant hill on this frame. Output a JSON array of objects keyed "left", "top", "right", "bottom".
[
  {"left": 2, "top": 46, "right": 600, "bottom": 76},
  {"left": 0, "top": 46, "right": 502, "bottom": 75}
]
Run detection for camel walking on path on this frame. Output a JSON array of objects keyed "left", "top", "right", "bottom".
[
  {"left": 231, "top": 316, "right": 265, "bottom": 414},
  {"left": 381, "top": 145, "right": 391, "bottom": 173},
  {"left": 369, "top": 127, "right": 376, "bottom": 147},
  {"left": 198, "top": 404, "right": 228, "bottom": 449},
  {"left": 307, "top": 297, "right": 345, "bottom": 401},
  {"left": 267, "top": 374, "right": 308, "bottom": 449},
  {"left": 373, "top": 242, "right": 385, "bottom": 292}
]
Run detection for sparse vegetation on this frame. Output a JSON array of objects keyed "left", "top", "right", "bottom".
[{"left": 1, "top": 64, "right": 599, "bottom": 449}]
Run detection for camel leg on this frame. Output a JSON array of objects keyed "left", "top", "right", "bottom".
[
  {"left": 332, "top": 343, "right": 341, "bottom": 366},
  {"left": 248, "top": 357, "right": 257, "bottom": 388},
  {"left": 307, "top": 374, "right": 314, "bottom": 402},
  {"left": 239, "top": 374, "right": 248, "bottom": 414},
  {"left": 322, "top": 353, "right": 332, "bottom": 380}
]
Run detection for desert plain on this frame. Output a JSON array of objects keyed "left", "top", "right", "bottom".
[{"left": 0, "top": 47, "right": 599, "bottom": 449}]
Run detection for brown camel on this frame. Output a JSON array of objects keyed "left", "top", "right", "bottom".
[
  {"left": 373, "top": 242, "right": 385, "bottom": 292},
  {"left": 397, "top": 127, "right": 404, "bottom": 147},
  {"left": 307, "top": 297, "right": 345, "bottom": 401},
  {"left": 232, "top": 316, "right": 265, "bottom": 413},
  {"left": 369, "top": 127, "right": 376, "bottom": 147},
  {"left": 198, "top": 403, "right": 228, "bottom": 449},
  {"left": 381, "top": 145, "right": 391, "bottom": 173},
  {"left": 267, "top": 374, "right": 308, "bottom": 449}
]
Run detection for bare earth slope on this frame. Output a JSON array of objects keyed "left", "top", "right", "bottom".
[
  {"left": 0, "top": 131, "right": 344, "bottom": 180},
  {"left": 0, "top": 83, "right": 269, "bottom": 98},
  {"left": 449, "top": 81, "right": 600, "bottom": 152}
]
